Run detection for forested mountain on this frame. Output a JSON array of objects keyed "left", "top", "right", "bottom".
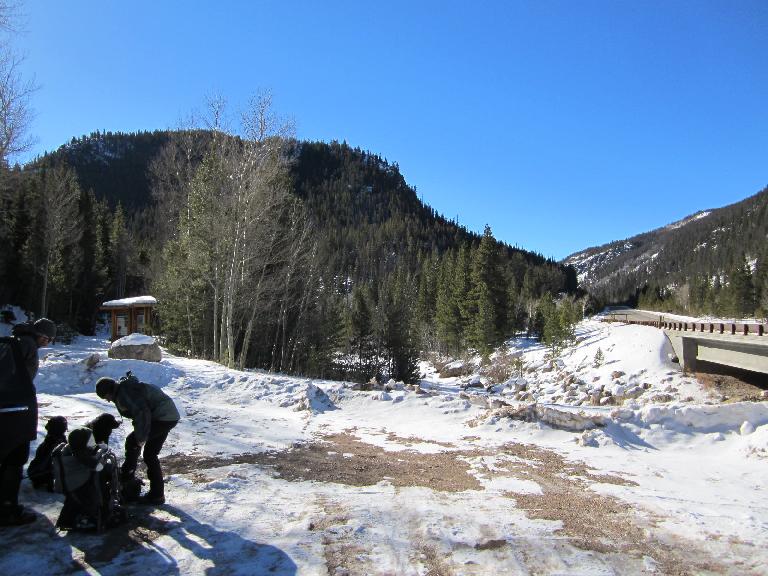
[
  {"left": 564, "top": 187, "right": 768, "bottom": 317},
  {"left": 1, "top": 128, "right": 577, "bottom": 382},
  {"left": 48, "top": 131, "right": 174, "bottom": 210}
]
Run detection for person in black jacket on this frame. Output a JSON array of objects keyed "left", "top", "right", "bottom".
[
  {"left": 0, "top": 318, "right": 56, "bottom": 527},
  {"left": 96, "top": 375, "right": 180, "bottom": 505},
  {"left": 27, "top": 415, "right": 68, "bottom": 491}
]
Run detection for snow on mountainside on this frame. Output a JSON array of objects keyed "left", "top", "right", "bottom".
[
  {"left": 664, "top": 210, "right": 711, "bottom": 231},
  {"left": 563, "top": 213, "right": 712, "bottom": 287},
  {"left": 1, "top": 319, "right": 767, "bottom": 575},
  {"left": 563, "top": 186, "right": 768, "bottom": 299},
  {"left": 62, "top": 134, "right": 135, "bottom": 164},
  {"left": 564, "top": 241, "right": 637, "bottom": 284}
]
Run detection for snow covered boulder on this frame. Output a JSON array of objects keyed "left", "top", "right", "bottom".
[
  {"left": 577, "top": 430, "right": 600, "bottom": 447},
  {"left": 740, "top": 421, "right": 756, "bottom": 436},
  {"left": 536, "top": 405, "right": 608, "bottom": 431},
  {"left": 288, "top": 383, "right": 336, "bottom": 413},
  {"left": 80, "top": 352, "right": 102, "bottom": 369},
  {"left": 440, "top": 360, "right": 469, "bottom": 378},
  {"left": 462, "top": 375, "right": 484, "bottom": 389},
  {"left": 108, "top": 333, "right": 162, "bottom": 362},
  {"left": 494, "top": 403, "right": 608, "bottom": 431}
]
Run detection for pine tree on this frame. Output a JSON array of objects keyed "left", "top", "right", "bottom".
[
  {"left": 70, "top": 189, "right": 108, "bottom": 333},
  {"left": 108, "top": 203, "right": 130, "bottom": 299},
  {"left": 435, "top": 250, "right": 460, "bottom": 354},
  {"left": 540, "top": 295, "right": 562, "bottom": 356},
  {"left": 593, "top": 347, "right": 604, "bottom": 367},
  {"left": 347, "top": 285, "right": 379, "bottom": 382},
  {"left": 727, "top": 256, "right": 756, "bottom": 318},
  {"left": 466, "top": 226, "right": 505, "bottom": 355},
  {"left": 377, "top": 269, "right": 419, "bottom": 383},
  {"left": 754, "top": 249, "right": 768, "bottom": 318},
  {"left": 415, "top": 251, "right": 438, "bottom": 348}
]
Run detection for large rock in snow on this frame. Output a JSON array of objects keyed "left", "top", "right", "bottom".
[
  {"left": 494, "top": 403, "right": 608, "bottom": 431},
  {"left": 108, "top": 333, "right": 162, "bottom": 362},
  {"left": 281, "top": 383, "right": 336, "bottom": 413}
]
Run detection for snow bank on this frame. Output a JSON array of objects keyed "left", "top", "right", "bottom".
[{"left": 637, "top": 402, "right": 768, "bottom": 433}]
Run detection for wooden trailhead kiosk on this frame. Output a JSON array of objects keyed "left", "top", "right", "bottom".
[{"left": 100, "top": 296, "right": 157, "bottom": 342}]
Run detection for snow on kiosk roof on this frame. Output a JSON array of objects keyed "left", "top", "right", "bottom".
[
  {"left": 101, "top": 296, "right": 158, "bottom": 308},
  {"left": 100, "top": 295, "right": 157, "bottom": 341}
]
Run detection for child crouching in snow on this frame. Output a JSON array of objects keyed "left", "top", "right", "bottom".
[{"left": 54, "top": 427, "right": 123, "bottom": 531}]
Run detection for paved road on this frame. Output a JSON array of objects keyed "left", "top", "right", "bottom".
[{"left": 602, "top": 309, "right": 666, "bottom": 323}]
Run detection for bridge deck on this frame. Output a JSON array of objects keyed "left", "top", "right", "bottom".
[{"left": 601, "top": 315, "right": 768, "bottom": 375}]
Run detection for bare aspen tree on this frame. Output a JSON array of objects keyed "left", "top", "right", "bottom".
[
  {"left": 213, "top": 92, "right": 297, "bottom": 368},
  {"left": 38, "top": 165, "right": 82, "bottom": 316},
  {"left": 270, "top": 198, "right": 314, "bottom": 372},
  {"left": 155, "top": 92, "right": 303, "bottom": 367},
  {"left": 0, "top": 1, "right": 35, "bottom": 165}
]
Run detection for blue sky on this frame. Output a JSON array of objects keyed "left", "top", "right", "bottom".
[{"left": 14, "top": 0, "right": 768, "bottom": 260}]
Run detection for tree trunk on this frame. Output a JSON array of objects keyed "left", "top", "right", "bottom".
[{"left": 40, "top": 253, "right": 50, "bottom": 317}]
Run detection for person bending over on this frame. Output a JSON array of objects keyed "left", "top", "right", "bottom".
[{"left": 95, "top": 374, "right": 179, "bottom": 505}]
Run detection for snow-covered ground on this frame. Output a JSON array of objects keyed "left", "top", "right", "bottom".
[{"left": 1, "top": 319, "right": 767, "bottom": 575}]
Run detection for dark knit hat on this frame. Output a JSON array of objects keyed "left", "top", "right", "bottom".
[
  {"left": 95, "top": 377, "right": 117, "bottom": 399},
  {"left": 45, "top": 415, "right": 68, "bottom": 436},
  {"left": 67, "top": 427, "right": 93, "bottom": 451},
  {"left": 33, "top": 318, "right": 56, "bottom": 340}
]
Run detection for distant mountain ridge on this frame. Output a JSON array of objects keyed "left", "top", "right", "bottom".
[{"left": 563, "top": 186, "right": 768, "bottom": 306}]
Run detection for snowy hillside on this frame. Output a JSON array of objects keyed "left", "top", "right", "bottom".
[
  {"left": 1, "top": 320, "right": 767, "bottom": 575},
  {"left": 562, "top": 186, "right": 768, "bottom": 303}
]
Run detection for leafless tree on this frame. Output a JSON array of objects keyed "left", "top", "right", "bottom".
[
  {"left": 153, "top": 92, "right": 312, "bottom": 368},
  {"left": 38, "top": 164, "right": 82, "bottom": 316},
  {"left": 0, "top": 1, "right": 35, "bottom": 165}
]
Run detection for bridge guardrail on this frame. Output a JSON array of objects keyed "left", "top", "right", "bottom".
[{"left": 602, "top": 317, "right": 766, "bottom": 337}]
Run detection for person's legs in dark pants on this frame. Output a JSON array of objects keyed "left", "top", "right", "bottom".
[
  {"left": 142, "top": 421, "right": 176, "bottom": 501},
  {"left": 0, "top": 442, "right": 29, "bottom": 505},
  {"left": 121, "top": 431, "right": 141, "bottom": 479},
  {"left": 0, "top": 441, "right": 34, "bottom": 525}
]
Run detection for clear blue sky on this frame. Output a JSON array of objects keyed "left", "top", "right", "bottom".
[{"left": 14, "top": 0, "right": 768, "bottom": 260}]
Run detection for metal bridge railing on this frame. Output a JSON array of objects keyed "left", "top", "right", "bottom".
[{"left": 602, "top": 317, "right": 766, "bottom": 337}]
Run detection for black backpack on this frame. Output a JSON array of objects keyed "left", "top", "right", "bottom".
[
  {"left": 50, "top": 442, "right": 67, "bottom": 495},
  {"left": 53, "top": 445, "right": 127, "bottom": 532},
  {"left": 0, "top": 335, "right": 34, "bottom": 405}
]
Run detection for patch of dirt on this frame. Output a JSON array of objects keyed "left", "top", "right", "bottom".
[
  {"left": 161, "top": 436, "right": 750, "bottom": 575},
  {"left": 695, "top": 361, "right": 768, "bottom": 402},
  {"left": 385, "top": 432, "right": 455, "bottom": 448},
  {"left": 162, "top": 434, "right": 482, "bottom": 492},
  {"left": 474, "top": 538, "right": 507, "bottom": 551},
  {"left": 308, "top": 497, "right": 370, "bottom": 576},
  {"left": 492, "top": 442, "right": 728, "bottom": 575},
  {"left": 417, "top": 541, "right": 456, "bottom": 576}
]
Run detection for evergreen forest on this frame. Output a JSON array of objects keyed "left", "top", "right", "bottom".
[{"left": 0, "top": 120, "right": 578, "bottom": 383}]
